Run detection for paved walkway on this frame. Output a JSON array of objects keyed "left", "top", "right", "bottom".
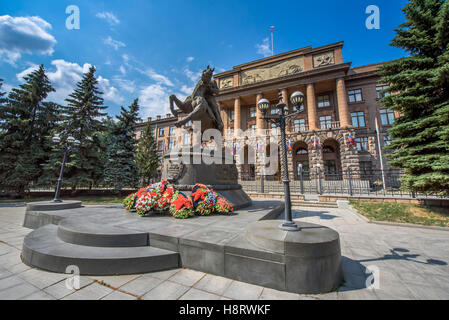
[{"left": 0, "top": 204, "right": 448, "bottom": 300}]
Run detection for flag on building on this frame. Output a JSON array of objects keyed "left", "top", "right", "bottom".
[
  {"left": 348, "top": 135, "right": 356, "bottom": 146},
  {"left": 287, "top": 140, "right": 293, "bottom": 150}
]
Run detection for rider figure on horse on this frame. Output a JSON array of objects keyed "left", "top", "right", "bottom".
[{"left": 169, "top": 66, "right": 224, "bottom": 131}]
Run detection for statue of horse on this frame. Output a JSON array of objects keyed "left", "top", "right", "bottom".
[{"left": 169, "top": 66, "right": 224, "bottom": 132}]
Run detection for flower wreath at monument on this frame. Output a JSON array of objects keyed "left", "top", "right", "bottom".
[
  {"left": 191, "top": 183, "right": 216, "bottom": 216},
  {"left": 169, "top": 191, "right": 195, "bottom": 219},
  {"left": 123, "top": 180, "right": 234, "bottom": 218}
]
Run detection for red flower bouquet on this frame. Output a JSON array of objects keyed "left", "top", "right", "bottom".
[
  {"left": 123, "top": 193, "right": 136, "bottom": 210},
  {"left": 191, "top": 184, "right": 217, "bottom": 216},
  {"left": 215, "top": 197, "right": 234, "bottom": 214},
  {"left": 157, "top": 186, "right": 175, "bottom": 211},
  {"left": 169, "top": 191, "right": 194, "bottom": 219}
]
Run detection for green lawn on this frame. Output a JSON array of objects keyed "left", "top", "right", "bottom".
[
  {"left": 349, "top": 200, "right": 449, "bottom": 227},
  {"left": 0, "top": 195, "right": 125, "bottom": 205}
]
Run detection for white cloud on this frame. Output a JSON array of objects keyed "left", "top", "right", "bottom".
[
  {"left": 104, "top": 36, "right": 125, "bottom": 50},
  {"left": 256, "top": 37, "right": 271, "bottom": 57},
  {"left": 96, "top": 12, "right": 120, "bottom": 26},
  {"left": 180, "top": 85, "right": 193, "bottom": 95},
  {"left": 186, "top": 56, "right": 194, "bottom": 62},
  {"left": 119, "top": 65, "right": 126, "bottom": 75},
  {"left": 137, "top": 68, "right": 173, "bottom": 87},
  {"left": 0, "top": 15, "right": 56, "bottom": 64},
  {"left": 1, "top": 82, "right": 13, "bottom": 94},
  {"left": 122, "top": 54, "right": 130, "bottom": 64},
  {"left": 97, "top": 76, "right": 124, "bottom": 104},
  {"left": 113, "top": 78, "right": 135, "bottom": 93},
  {"left": 139, "top": 84, "right": 171, "bottom": 118},
  {"left": 183, "top": 67, "right": 202, "bottom": 83},
  {"left": 16, "top": 64, "right": 39, "bottom": 81},
  {"left": 15, "top": 59, "right": 123, "bottom": 105}
]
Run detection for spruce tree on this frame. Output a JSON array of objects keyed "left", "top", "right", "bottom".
[
  {"left": 136, "top": 121, "right": 160, "bottom": 185},
  {"left": 104, "top": 99, "right": 141, "bottom": 190},
  {"left": 0, "top": 66, "right": 58, "bottom": 196},
  {"left": 379, "top": 0, "right": 449, "bottom": 195},
  {"left": 63, "top": 66, "right": 107, "bottom": 189}
]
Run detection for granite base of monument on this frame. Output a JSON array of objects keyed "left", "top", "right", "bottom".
[{"left": 161, "top": 150, "right": 252, "bottom": 209}]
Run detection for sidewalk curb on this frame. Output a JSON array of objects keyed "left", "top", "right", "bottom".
[
  {"left": 348, "top": 204, "right": 449, "bottom": 231},
  {"left": 347, "top": 205, "right": 370, "bottom": 222},
  {"left": 367, "top": 220, "right": 449, "bottom": 231}
]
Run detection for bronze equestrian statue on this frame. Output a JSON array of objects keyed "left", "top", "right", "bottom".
[{"left": 169, "top": 66, "right": 224, "bottom": 132}]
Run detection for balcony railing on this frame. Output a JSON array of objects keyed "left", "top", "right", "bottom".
[{"left": 319, "top": 121, "right": 340, "bottom": 130}]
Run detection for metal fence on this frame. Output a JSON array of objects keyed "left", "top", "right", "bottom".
[{"left": 239, "top": 169, "right": 434, "bottom": 198}]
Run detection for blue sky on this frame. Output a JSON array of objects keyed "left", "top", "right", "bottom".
[{"left": 0, "top": 0, "right": 409, "bottom": 118}]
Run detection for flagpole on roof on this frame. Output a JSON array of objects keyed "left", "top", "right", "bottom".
[{"left": 270, "top": 26, "right": 274, "bottom": 56}]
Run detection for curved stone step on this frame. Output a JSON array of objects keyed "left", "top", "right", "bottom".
[
  {"left": 57, "top": 217, "right": 148, "bottom": 247},
  {"left": 22, "top": 225, "right": 179, "bottom": 275}
]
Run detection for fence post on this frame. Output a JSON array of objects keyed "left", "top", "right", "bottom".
[
  {"left": 347, "top": 167, "right": 353, "bottom": 196},
  {"left": 317, "top": 167, "right": 322, "bottom": 195},
  {"left": 260, "top": 174, "right": 264, "bottom": 194},
  {"left": 299, "top": 165, "right": 304, "bottom": 194}
]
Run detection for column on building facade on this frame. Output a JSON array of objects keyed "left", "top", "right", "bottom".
[
  {"left": 336, "top": 78, "right": 351, "bottom": 128},
  {"left": 234, "top": 97, "right": 241, "bottom": 134},
  {"left": 256, "top": 93, "right": 265, "bottom": 131},
  {"left": 306, "top": 83, "right": 318, "bottom": 130}
]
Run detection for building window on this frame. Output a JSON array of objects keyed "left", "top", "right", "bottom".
[
  {"left": 270, "top": 107, "right": 278, "bottom": 115},
  {"left": 168, "top": 138, "right": 174, "bottom": 150},
  {"left": 319, "top": 115, "right": 332, "bottom": 129},
  {"left": 348, "top": 89, "right": 362, "bottom": 103},
  {"left": 249, "top": 107, "right": 257, "bottom": 118},
  {"left": 355, "top": 137, "right": 369, "bottom": 152},
  {"left": 159, "top": 128, "right": 164, "bottom": 136},
  {"left": 296, "top": 148, "right": 308, "bottom": 155},
  {"left": 383, "top": 135, "right": 391, "bottom": 146},
  {"left": 317, "top": 94, "right": 331, "bottom": 108},
  {"left": 230, "top": 110, "right": 235, "bottom": 121},
  {"left": 294, "top": 119, "right": 306, "bottom": 132},
  {"left": 157, "top": 141, "right": 163, "bottom": 151},
  {"left": 185, "top": 120, "right": 191, "bottom": 127},
  {"left": 184, "top": 133, "right": 191, "bottom": 145},
  {"left": 351, "top": 112, "right": 365, "bottom": 128},
  {"left": 169, "top": 126, "right": 175, "bottom": 135},
  {"left": 380, "top": 109, "right": 395, "bottom": 125},
  {"left": 376, "top": 85, "right": 390, "bottom": 100}
]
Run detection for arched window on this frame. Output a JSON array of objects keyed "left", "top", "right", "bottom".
[{"left": 296, "top": 148, "right": 308, "bottom": 155}]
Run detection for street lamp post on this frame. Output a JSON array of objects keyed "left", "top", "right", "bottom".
[
  {"left": 52, "top": 134, "right": 80, "bottom": 203},
  {"left": 257, "top": 91, "right": 304, "bottom": 231}
]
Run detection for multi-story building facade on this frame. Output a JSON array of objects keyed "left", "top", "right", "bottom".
[{"left": 135, "top": 41, "right": 397, "bottom": 182}]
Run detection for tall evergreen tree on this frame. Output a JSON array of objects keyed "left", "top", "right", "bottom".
[
  {"left": 0, "top": 66, "right": 59, "bottom": 196},
  {"left": 63, "top": 66, "right": 107, "bottom": 189},
  {"left": 136, "top": 121, "right": 160, "bottom": 185},
  {"left": 379, "top": 0, "right": 449, "bottom": 195},
  {"left": 104, "top": 99, "right": 141, "bottom": 190}
]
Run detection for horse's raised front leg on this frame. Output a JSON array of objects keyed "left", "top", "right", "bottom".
[{"left": 169, "top": 94, "right": 193, "bottom": 116}]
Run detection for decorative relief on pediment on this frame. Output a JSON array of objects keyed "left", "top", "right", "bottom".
[
  {"left": 220, "top": 77, "right": 234, "bottom": 89},
  {"left": 240, "top": 56, "right": 304, "bottom": 85},
  {"left": 313, "top": 52, "right": 335, "bottom": 68}
]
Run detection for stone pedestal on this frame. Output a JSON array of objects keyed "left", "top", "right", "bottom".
[
  {"left": 245, "top": 219, "right": 342, "bottom": 294},
  {"left": 161, "top": 148, "right": 252, "bottom": 209},
  {"left": 23, "top": 200, "right": 82, "bottom": 229}
]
